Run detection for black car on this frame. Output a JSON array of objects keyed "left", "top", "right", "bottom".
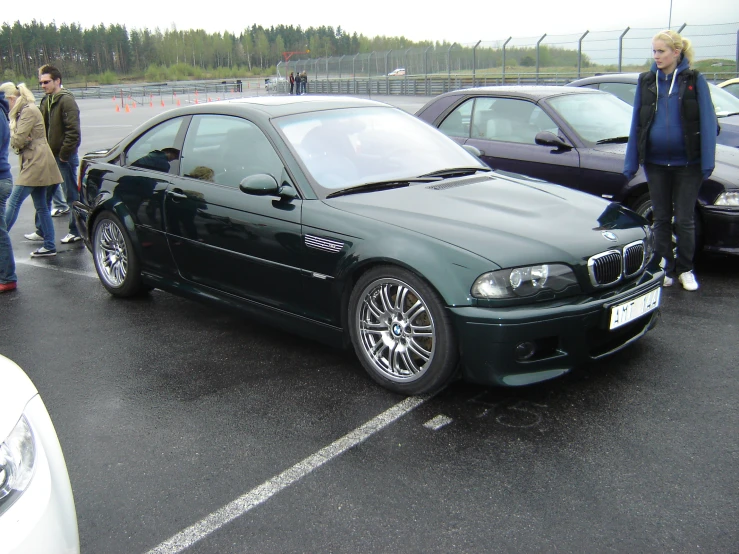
[
  {"left": 73, "top": 96, "right": 662, "bottom": 394},
  {"left": 416, "top": 86, "right": 739, "bottom": 256},
  {"left": 566, "top": 72, "right": 739, "bottom": 148}
]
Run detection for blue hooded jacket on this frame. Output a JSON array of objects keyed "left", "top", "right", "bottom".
[
  {"left": 624, "top": 56, "right": 717, "bottom": 180},
  {"left": 0, "top": 92, "right": 11, "bottom": 182}
]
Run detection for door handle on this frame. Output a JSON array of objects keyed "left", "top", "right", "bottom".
[{"left": 168, "top": 189, "right": 187, "bottom": 200}]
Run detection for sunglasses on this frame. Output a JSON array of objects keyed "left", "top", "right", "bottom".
[{"left": 39, "top": 79, "right": 53, "bottom": 85}]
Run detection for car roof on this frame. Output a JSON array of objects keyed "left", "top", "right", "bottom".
[
  {"left": 436, "top": 85, "right": 605, "bottom": 101},
  {"left": 567, "top": 73, "right": 641, "bottom": 86},
  {"left": 153, "top": 95, "right": 394, "bottom": 120}
]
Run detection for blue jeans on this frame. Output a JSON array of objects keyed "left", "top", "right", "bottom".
[
  {"left": 51, "top": 182, "right": 68, "bottom": 211},
  {"left": 644, "top": 163, "right": 702, "bottom": 276},
  {"left": 37, "top": 153, "right": 79, "bottom": 237},
  {"left": 0, "top": 177, "right": 16, "bottom": 283},
  {"left": 7, "top": 185, "right": 56, "bottom": 251}
]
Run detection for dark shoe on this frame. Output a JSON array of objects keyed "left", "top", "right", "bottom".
[
  {"left": 30, "top": 247, "right": 57, "bottom": 258},
  {"left": 0, "top": 281, "right": 17, "bottom": 293}
]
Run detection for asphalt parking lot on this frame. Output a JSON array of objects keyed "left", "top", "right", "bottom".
[{"left": 1, "top": 95, "right": 738, "bottom": 553}]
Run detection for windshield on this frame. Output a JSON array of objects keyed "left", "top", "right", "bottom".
[
  {"left": 708, "top": 82, "right": 739, "bottom": 116},
  {"left": 548, "top": 93, "right": 633, "bottom": 145},
  {"left": 274, "top": 106, "right": 487, "bottom": 194}
]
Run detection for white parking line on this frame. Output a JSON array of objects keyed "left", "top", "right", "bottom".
[
  {"left": 423, "top": 414, "right": 453, "bottom": 430},
  {"left": 15, "top": 258, "right": 98, "bottom": 279},
  {"left": 146, "top": 394, "right": 430, "bottom": 554}
]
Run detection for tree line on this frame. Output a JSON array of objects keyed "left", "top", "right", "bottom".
[{"left": 0, "top": 20, "right": 593, "bottom": 83}]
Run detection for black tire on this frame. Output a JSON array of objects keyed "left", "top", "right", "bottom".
[
  {"left": 92, "top": 212, "right": 144, "bottom": 297},
  {"left": 348, "top": 265, "right": 459, "bottom": 395},
  {"left": 631, "top": 193, "right": 654, "bottom": 222}
]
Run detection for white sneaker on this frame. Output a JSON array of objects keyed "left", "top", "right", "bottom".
[
  {"left": 24, "top": 232, "right": 44, "bottom": 241},
  {"left": 678, "top": 271, "right": 699, "bottom": 291},
  {"left": 663, "top": 276, "right": 673, "bottom": 287},
  {"left": 61, "top": 233, "right": 82, "bottom": 244},
  {"left": 50, "top": 207, "right": 70, "bottom": 217}
]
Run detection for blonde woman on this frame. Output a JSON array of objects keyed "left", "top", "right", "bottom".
[
  {"left": 623, "top": 30, "right": 717, "bottom": 291},
  {"left": 1, "top": 82, "right": 62, "bottom": 257}
]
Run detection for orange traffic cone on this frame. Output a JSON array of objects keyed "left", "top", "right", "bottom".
[
  {"left": 161, "top": 99, "right": 165, "bottom": 107},
  {"left": 125, "top": 105, "right": 130, "bottom": 113},
  {"left": 176, "top": 99, "right": 181, "bottom": 106},
  {"left": 115, "top": 105, "right": 120, "bottom": 112},
  {"left": 150, "top": 101, "right": 153, "bottom": 107}
]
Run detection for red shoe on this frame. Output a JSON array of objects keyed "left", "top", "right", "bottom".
[{"left": 0, "top": 281, "right": 17, "bottom": 293}]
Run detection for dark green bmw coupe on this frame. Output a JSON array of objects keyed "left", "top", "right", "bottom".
[{"left": 73, "top": 96, "right": 662, "bottom": 395}]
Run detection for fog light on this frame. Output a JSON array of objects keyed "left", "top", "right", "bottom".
[{"left": 514, "top": 341, "right": 536, "bottom": 361}]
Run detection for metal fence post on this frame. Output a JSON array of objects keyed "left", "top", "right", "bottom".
[
  {"left": 618, "top": 27, "right": 630, "bottom": 72},
  {"left": 447, "top": 43, "right": 456, "bottom": 92},
  {"left": 472, "top": 40, "right": 481, "bottom": 86},
  {"left": 386, "top": 50, "right": 392, "bottom": 93},
  {"left": 536, "top": 34, "right": 547, "bottom": 84},
  {"left": 578, "top": 31, "right": 589, "bottom": 78},
  {"left": 502, "top": 37, "right": 512, "bottom": 85},
  {"left": 424, "top": 46, "right": 432, "bottom": 95}
]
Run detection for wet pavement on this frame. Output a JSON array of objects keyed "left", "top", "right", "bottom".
[{"left": 0, "top": 96, "right": 737, "bottom": 553}]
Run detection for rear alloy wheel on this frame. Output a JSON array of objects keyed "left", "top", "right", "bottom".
[
  {"left": 92, "top": 212, "right": 144, "bottom": 297},
  {"left": 348, "top": 266, "right": 459, "bottom": 395}
]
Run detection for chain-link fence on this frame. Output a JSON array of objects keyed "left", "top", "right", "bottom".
[{"left": 270, "top": 23, "right": 738, "bottom": 95}]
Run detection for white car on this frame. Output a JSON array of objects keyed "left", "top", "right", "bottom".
[
  {"left": 0, "top": 354, "right": 80, "bottom": 553},
  {"left": 387, "top": 68, "right": 406, "bottom": 76}
]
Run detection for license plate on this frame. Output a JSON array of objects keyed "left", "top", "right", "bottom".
[{"left": 609, "top": 287, "right": 661, "bottom": 330}]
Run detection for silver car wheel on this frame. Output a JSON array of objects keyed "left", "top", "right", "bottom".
[
  {"left": 356, "top": 277, "right": 436, "bottom": 382},
  {"left": 95, "top": 219, "right": 128, "bottom": 288}
]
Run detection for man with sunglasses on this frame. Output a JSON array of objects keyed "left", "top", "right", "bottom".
[{"left": 24, "top": 64, "right": 82, "bottom": 245}]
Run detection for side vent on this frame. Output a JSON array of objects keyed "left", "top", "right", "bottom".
[{"left": 305, "top": 235, "right": 344, "bottom": 253}]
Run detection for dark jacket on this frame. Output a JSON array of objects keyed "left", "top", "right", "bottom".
[
  {"left": 0, "top": 92, "right": 11, "bottom": 181},
  {"left": 624, "top": 57, "right": 716, "bottom": 179},
  {"left": 39, "top": 89, "right": 81, "bottom": 161}
]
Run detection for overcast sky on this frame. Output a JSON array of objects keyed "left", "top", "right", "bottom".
[{"left": 8, "top": 0, "right": 739, "bottom": 45}]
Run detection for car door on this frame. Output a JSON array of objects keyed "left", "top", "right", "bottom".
[
  {"left": 164, "top": 114, "right": 305, "bottom": 311},
  {"left": 117, "top": 116, "right": 189, "bottom": 278},
  {"left": 442, "top": 97, "right": 583, "bottom": 188}
]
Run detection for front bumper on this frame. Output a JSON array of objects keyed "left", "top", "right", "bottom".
[
  {"left": 450, "top": 269, "right": 663, "bottom": 387},
  {"left": 700, "top": 205, "right": 739, "bottom": 255}
]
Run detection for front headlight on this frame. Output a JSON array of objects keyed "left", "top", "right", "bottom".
[
  {"left": 0, "top": 415, "right": 36, "bottom": 515},
  {"left": 471, "top": 263, "right": 578, "bottom": 299},
  {"left": 644, "top": 225, "right": 656, "bottom": 262},
  {"left": 714, "top": 191, "right": 739, "bottom": 206}
]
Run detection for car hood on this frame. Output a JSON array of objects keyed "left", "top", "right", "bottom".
[
  {"left": 327, "top": 173, "right": 646, "bottom": 268},
  {"left": 0, "top": 354, "right": 38, "bottom": 441},
  {"left": 717, "top": 114, "right": 739, "bottom": 148}
]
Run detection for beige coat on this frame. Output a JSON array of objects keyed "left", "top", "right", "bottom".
[{"left": 11, "top": 103, "right": 63, "bottom": 187}]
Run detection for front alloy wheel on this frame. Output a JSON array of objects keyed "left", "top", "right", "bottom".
[
  {"left": 92, "top": 212, "right": 143, "bottom": 297},
  {"left": 349, "top": 266, "right": 458, "bottom": 395}
]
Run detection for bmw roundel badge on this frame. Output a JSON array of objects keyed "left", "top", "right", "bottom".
[{"left": 602, "top": 231, "right": 618, "bottom": 242}]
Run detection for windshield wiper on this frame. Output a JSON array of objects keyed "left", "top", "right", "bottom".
[
  {"left": 419, "top": 167, "right": 489, "bottom": 178},
  {"left": 718, "top": 111, "right": 739, "bottom": 117},
  {"left": 326, "top": 177, "right": 441, "bottom": 199},
  {"left": 596, "top": 136, "right": 629, "bottom": 145}
]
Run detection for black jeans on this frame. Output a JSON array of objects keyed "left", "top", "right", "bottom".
[{"left": 644, "top": 163, "right": 702, "bottom": 276}]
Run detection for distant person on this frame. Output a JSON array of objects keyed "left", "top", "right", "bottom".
[
  {"left": 1, "top": 81, "right": 62, "bottom": 258},
  {"left": 289, "top": 72, "right": 295, "bottom": 95},
  {"left": 24, "top": 64, "right": 81, "bottom": 245},
  {"left": 624, "top": 30, "right": 717, "bottom": 291},
  {"left": 294, "top": 72, "right": 302, "bottom": 95},
  {"left": 300, "top": 71, "right": 308, "bottom": 94},
  {"left": 0, "top": 86, "right": 16, "bottom": 291}
]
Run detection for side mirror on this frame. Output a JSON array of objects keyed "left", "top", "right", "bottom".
[
  {"left": 535, "top": 131, "right": 571, "bottom": 150},
  {"left": 463, "top": 144, "right": 485, "bottom": 157},
  {"left": 239, "top": 174, "right": 298, "bottom": 200}
]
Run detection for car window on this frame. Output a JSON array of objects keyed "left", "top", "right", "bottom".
[
  {"left": 181, "top": 115, "right": 284, "bottom": 188},
  {"left": 708, "top": 82, "right": 739, "bottom": 116},
  {"left": 471, "top": 97, "right": 557, "bottom": 144},
  {"left": 438, "top": 99, "right": 473, "bottom": 138},
  {"left": 598, "top": 82, "right": 636, "bottom": 105},
  {"left": 125, "top": 117, "right": 186, "bottom": 173},
  {"left": 721, "top": 83, "right": 739, "bottom": 99},
  {"left": 548, "top": 93, "right": 632, "bottom": 144}
]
